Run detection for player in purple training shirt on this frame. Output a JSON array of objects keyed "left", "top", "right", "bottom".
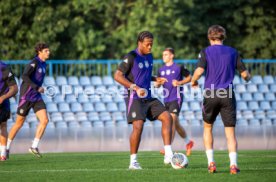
[
  {"left": 114, "top": 31, "right": 174, "bottom": 170},
  {"left": 0, "top": 61, "right": 18, "bottom": 161},
  {"left": 191, "top": 25, "right": 251, "bottom": 174},
  {"left": 7, "top": 43, "right": 50, "bottom": 158},
  {"left": 156, "top": 48, "right": 194, "bottom": 156}
]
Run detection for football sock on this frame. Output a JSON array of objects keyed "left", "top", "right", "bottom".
[
  {"left": 164, "top": 145, "right": 173, "bottom": 157},
  {"left": 206, "top": 149, "right": 214, "bottom": 165},
  {"left": 130, "top": 154, "right": 137, "bottom": 164},
  {"left": 7, "top": 139, "right": 12, "bottom": 150},
  {"left": 1, "top": 146, "right": 7, "bottom": 157},
  {"left": 31, "top": 138, "right": 40, "bottom": 148},
  {"left": 229, "top": 152, "right": 238, "bottom": 166}
]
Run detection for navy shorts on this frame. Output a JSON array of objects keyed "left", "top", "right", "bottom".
[
  {"left": 17, "top": 100, "right": 46, "bottom": 117},
  {"left": 164, "top": 100, "right": 183, "bottom": 116}
]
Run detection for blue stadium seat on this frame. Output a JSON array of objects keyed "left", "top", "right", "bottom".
[
  {"left": 118, "top": 102, "right": 126, "bottom": 112},
  {"left": 179, "top": 119, "right": 189, "bottom": 126},
  {"left": 248, "top": 101, "right": 259, "bottom": 110},
  {"left": 198, "top": 76, "right": 205, "bottom": 85},
  {"left": 181, "top": 102, "right": 189, "bottom": 111},
  {"left": 241, "top": 93, "right": 253, "bottom": 101},
  {"left": 65, "top": 94, "right": 77, "bottom": 103},
  {"left": 253, "top": 93, "right": 264, "bottom": 101},
  {"left": 190, "top": 101, "right": 201, "bottom": 111},
  {"left": 102, "top": 95, "right": 113, "bottom": 103},
  {"left": 116, "top": 120, "right": 128, "bottom": 127},
  {"left": 83, "top": 85, "right": 95, "bottom": 96},
  {"left": 106, "top": 103, "right": 119, "bottom": 112},
  {"left": 46, "top": 122, "right": 55, "bottom": 129},
  {"left": 113, "top": 95, "right": 124, "bottom": 103},
  {"left": 68, "top": 76, "right": 79, "bottom": 86},
  {"left": 68, "top": 121, "right": 80, "bottom": 128},
  {"left": 264, "top": 93, "right": 275, "bottom": 101},
  {"left": 54, "top": 94, "right": 65, "bottom": 103},
  {"left": 261, "top": 119, "right": 272, "bottom": 126},
  {"left": 44, "top": 76, "right": 56, "bottom": 85},
  {"left": 71, "top": 102, "right": 83, "bottom": 112},
  {"left": 235, "top": 84, "right": 246, "bottom": 93},
  {"left": 254, "top": 110, "right": 266, "bottom": 119},
  {"left": 233, "top": 75, "right": 241, "bottom": 84},
  {"left": 58, "top": 102, "right": 71, "bottom": 113},
  {"left": 249, "top": 119, "right": 260, "bottom": 126},
  {"left": 99, "top": 112, "right": 112, "bottom": 121},
  {"left": 258, "top": 84, "right": 269, "bottom": 93},
  {"left": 237, "top": 101, "right": 248, "bottom": 111},
  {"left": 183, "top": 111, "right": 195, "bottom": 120},
  {"left": 93, "top": 121, "right": 104, "bottom": 128},
  {"left": 80, "top": 121, "right": 92, "bottom": 128},
  {"left": 56, "top": 76, "right": 68, "bottom": 86},
  {"left": 79, "top": 76, "right": 91, "bottom": 86},
  {"left": 73, "top": 85, "right": 84, "bottom": 94},
  {"left": 191, "top": 119, "right": 201, "bottom": 126},
  {"left": 260, "top": 101, "right": 271, "bottom": 110},
  {"left": 95, "top": 102, "right": 106, "bottom": 112},
  {"left": 236, "top": 119, "right": 248, "bottom": 126},
  {"left": 91, "top": 76, "right": 102, "bottom": 86},
  {"left": 83, "top": 103, "right": 94, "bottom": 112},
  {"left": 76, "top": 112, "right": 88, "bottom": 122},
  {"left": 242, "top": 110, "right": 254, "bottom": 119},
  {"left": 78, "top": 94, "right": 89, "bottom": 103},
  {"left": 235, "top": 93, "right": 241, "bottom": 101},
  {"left": 10, "top": 103, "right": 17, "bottom": 113},
  {"left": 263, "top": 75, "right": 274, "bottom": 84},
  {"left": 46, "top": 103, "right": 58, "bottom": 113},
  {"left": 269, "top": 85, "right": 276, "bottom": 92},
  {"left": 112, "top": 112, "right": 124, "bottom": 121},
  {"left": 105, "top": 121, "right": 115, "bottom": 127},
  {"left": 51, "top": 114, "right": 63, "bottom": 122},
  {"left": 102, "top": 76, "right": 114, "bottom": 86},
  {"left": 251, "top": 76, "right": 263, "bottom": 84},
  {"left": 56, "top": 122, "right": 67, "bottom": 128},
  {"left": 271, "top": 101, "right": 276, "bottom": 110},
  {"left": 236, "top": 111, "right": 242, "bottom": 119},
  {"left": 90, "top": 95, "right": 101, "bottom": 103},
  {"left": 267, "top": 110, "right": 276, "bottom": 119},
  {"left": 42, "top": 95, "right": 52, "bottom": 103},
  {"left": 247, "top": 84, "right": 258, "bottom": 93},
  {"left": 88, "top": 112, "right": 100, "bottom": 121}
]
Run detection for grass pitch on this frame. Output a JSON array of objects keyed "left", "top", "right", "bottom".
[{"left": 0, "top": 150, "right": 275, "bottom": 182}]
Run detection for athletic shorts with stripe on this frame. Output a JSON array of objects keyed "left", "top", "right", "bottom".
[
  {"left": 164, "top": 100, "right": 183, "bottom": 116},
  {"left": 17, "top": 99, "right": 46, "bottom": 117}
]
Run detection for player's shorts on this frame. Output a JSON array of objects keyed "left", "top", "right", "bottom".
[
  {"left": 202, "top": 89, "right": 236, "bottom": 127},
  {"left": 125, "top": 98, "right": 167, "bottom": 124},
  {"left": 0, "top": 108, "right": 10, "bottom": 123},
  {"left": 164, "top": 100, "right": 183, "bottom": 116},
  {"left": 17, "top": 99, "right": 46, "bottom": 117}
]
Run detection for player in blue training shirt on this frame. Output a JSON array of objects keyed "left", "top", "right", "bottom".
[
  {"left": 0, "top": 61, "right": 18, "bottom": 161},
  {"left": 114, "top": 31, "right": 174, "bottom": 170},
  {"left": 191, "top": 25, "right": 251, "bottom": 174},
  {"left": 7, "top": 43, "right": 50, "bottom": 158},
  {"left": 156, "top": 48, "right": 194, "bottom": 156}
]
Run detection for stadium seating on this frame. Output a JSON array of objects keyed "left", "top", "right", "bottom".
[{"left": 8, "top": 75, "right": 276, "bottom": 129}]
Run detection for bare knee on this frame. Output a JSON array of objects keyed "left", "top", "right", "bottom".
[
  {"left": 40, "top": 118, "right": 49, "bottom": 126},
  {"left": 0, "top": 122, "right": 7, "bottom": 131},
  {"left": 132, "top": 120, "right": 144, "bottom": 133},
  {"left": 158, "top": 111, "right": 172, "bottom": 124}
]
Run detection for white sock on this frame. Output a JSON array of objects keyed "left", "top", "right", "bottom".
[
  {"left": 206, "top": 149, "right": 214, "bottom": 165},
  {"left": 130, "top": 154, "right": 137, "bottom": 164},
  {"left": 184, "top": 137, "right": 190, "bottom": 144},
  {"left": 31, "top": 138, "right": 40, "bottom": 148},
  {"left": 1, "top": 146, "right": 7, "bottom": 157},
  {"left": 7, "top": 139, "right": 12, "bottom": 150},
  {"left": 229, "top": 152, "right": 238, "bottom": 166},
  {"left": 164, "top": 145, "right": 173, "bottom": 157}
]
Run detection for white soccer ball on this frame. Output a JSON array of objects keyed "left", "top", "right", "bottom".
[{"left": 171, "top": 152, "right": 189, "bottom": 169}]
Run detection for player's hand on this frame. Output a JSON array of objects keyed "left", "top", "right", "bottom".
[
  {"left": 38, "top": 87, "right": 45, "bottom": 93},
  {"left": 191, "top": 80, "right": 199, "bottom": 88},
  {"left": 172, "top": 80, "right": 179, "bottom": 87},
  {"left": 136, "top": 88, "right": 146, "bottom": 97},
  {"left": 156, "top": 77, "right": 168, "bottom": 85},
  {"left": 0, "top": 96, "right": 4, "bottom": 104}
]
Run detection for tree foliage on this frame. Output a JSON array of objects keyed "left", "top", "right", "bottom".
[{"left": 0, "top": 0, "right": 275, "bottom": 60}]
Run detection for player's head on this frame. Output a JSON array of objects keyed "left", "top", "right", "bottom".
[
  {"left": 35, "top": 43, "right": 50, "bottom": 61},
  {"left": 162, "top": 47, "right": 174, "bottom": 64},
  {"left": 208, "top": 25, "right": 226, "bottom": 41},
  {"left": 137, "top": 31, "right": 154, "bottom": 55}
]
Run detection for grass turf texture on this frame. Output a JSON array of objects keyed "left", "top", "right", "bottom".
[{"left": 0, "top": 150, "right": 275, "bottom": 182}]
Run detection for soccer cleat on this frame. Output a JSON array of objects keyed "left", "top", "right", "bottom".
[
  {"left": 230, "top": 165, "right": 240, "bottom": 174},
  {"left": 129, "top": 162, "right": 142, "bottom": 170},
  {"left": 29, "top": 147, "right": 42, "bottom": 158},
  {"left": 208, "top": 162, "right": 217, "bottom": 173},
  {"left": 186, "top": 140, "right": 194, "bottom": 156},
  {"left": 159, "top": 149, "right": 165, "bottom": 155},
  {"left": 6, "top": 149, "right": 9, "bottom": 159},
  {"left": 0, "top": 156, "right": 7, "bottom": 161},
  {"left": 164, "top": 155, "right": 172, "bottom": 165}
]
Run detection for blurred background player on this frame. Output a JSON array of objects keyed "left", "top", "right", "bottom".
[
  {"left": 191, "top": 25, "right": 251, "bottom": 174},
  {"left": 0, "top": 61, "right": 18, "bottom": 161},
  {"left": 156, "top": 48, "right": 194, "bottom": 156},
  {"left": 114, "top": 31, "right": 173, "bottom": 170},
  {"left": 7, "top": 43, "right": 50, "bottom": 158}
]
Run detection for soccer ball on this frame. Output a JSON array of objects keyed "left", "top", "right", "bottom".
[{"left": 171, "top": 152, "right": 189, "bottom": 169}]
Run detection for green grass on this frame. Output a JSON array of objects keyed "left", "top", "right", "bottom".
[{"left": 0, "top": 150, "right": 275, "bottom": 182}]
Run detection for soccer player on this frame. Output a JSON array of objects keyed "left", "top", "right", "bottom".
[
  {"left": 7, "top": 43, "right": 50, "bottom": 158},
  {"left": 0, "top": 61, "right": 18, "bottom": 161},
  {"left": 156, "top": 48, "right": 194, "bottom": 156},
  {"left": 191, "top": 25, "right": 251, "bottom": 174},
  {"left": 114, "top": 31, "right": 174, "bottom": 170}
]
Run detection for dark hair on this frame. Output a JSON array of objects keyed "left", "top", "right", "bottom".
[
  {"left": 164, "top": 47, "right": 174, "bottom": 55},
  {"left": 35, "top": 43, "right": 49, "bottom": 54},
  {"left": 208, "top": 25, "right": 226, "bottom": 41},
  {"left": 137, "top": 31, "right": 154, "bottom": 44}
]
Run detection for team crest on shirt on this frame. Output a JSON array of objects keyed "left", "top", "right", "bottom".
[
  {"left": 145, "top": 60, "right": 149, "bottom": 68},
  {"left": 132, "top": 112, "right": 136, "bottom": 118},
  {"left": 161, "top": 71, "right": 165, "bottom": 76},
  {"left": 38, "top": 68, "right": 42, "bottom": 73},
  {"left": 172, "top": 71, "right": 175, "bottom": 74},
  {"left": 173, "top": 109, "right": 178, "bottom": 113},
  {"left": 166, "top": 69, "right": 171, "bottom": 75},
  {"left": 20, "top": 109, "right": 24, "bottom": 114},
  {"left": 138, "top": 62, "right": 144, "bottom": 69},
  {"left": 8, "top": 72, "right": 13, "bottom": 77}
]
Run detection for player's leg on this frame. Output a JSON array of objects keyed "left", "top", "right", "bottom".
[{"left": 0, "top": 121, "right": 8, "bottom": 161}]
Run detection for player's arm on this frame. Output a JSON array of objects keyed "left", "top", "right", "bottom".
[
  {"left": 22, "top": 61, "right": 42, "bottom": 92},
  {"left": 0, "top": 67, "right": 18, "bottom": 104},
  {"left": 191, "top": 51, "right": 206, "bottom": 87},
  {"left": 236, "top": 53, "right": 251, "bottom": 82},
  {"left": 173, "top": 65, "right": 191, "bottom": 86}
]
